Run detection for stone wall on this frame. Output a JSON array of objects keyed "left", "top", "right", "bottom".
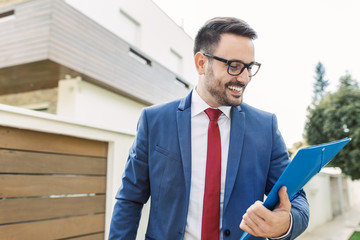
[{"left": 0, "top": 88, "right": 58, "bottom": 113}]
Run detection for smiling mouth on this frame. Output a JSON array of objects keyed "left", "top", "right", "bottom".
[{"left": 228, "top": 85, "right": 243, "bottom": 94}]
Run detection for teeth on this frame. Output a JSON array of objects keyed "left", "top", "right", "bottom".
[{"left": 229, "top": 86, "right": 242, "bottom": 92}]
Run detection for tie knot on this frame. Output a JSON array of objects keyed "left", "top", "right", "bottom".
[{"left": 205, "top": 108, "right": 222, "bottom": 122}]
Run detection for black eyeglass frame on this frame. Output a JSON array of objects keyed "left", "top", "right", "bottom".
[{"left": 203, "top": 53, "right": 261, "bottom": 77}]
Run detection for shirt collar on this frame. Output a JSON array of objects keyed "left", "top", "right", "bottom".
[{"left": 191, "top": 87, "right": 231, "bottom": 119}]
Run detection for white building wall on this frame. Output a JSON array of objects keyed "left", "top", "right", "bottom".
[
  {"left": 57, "top": 77, "right": 146, "bottom": 134},
  {"left": 303, "top": 172, "right": 333, "bottom": 232},
  {"left": 65, "top": 0, "right": 197, "bottom": 84},
  {"left": 347, "top": 178, "right": 360, "bottom": 207}
]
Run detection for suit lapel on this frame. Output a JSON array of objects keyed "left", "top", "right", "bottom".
[
  {"left": 224, "top": 105, "right": 245, "bottom": 210},
  {"left": 177, "top": 91, "right": 192, "bottom": 203}
]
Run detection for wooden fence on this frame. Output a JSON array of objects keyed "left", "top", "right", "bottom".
[{"left": 0, "top": 126, "right": 108, "bottom": 239}]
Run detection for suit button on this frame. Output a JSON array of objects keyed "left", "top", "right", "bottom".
[{"left": 224, "top": 229, "right": 231, "bottom": 236}]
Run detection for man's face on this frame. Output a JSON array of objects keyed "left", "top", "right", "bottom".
[{"left": 198, "top": 33, "right": 255, "bottom": 107}]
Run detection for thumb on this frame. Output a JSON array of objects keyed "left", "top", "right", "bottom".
[{"left": 277, "top": 186, "right": 291, "bottom": 211}]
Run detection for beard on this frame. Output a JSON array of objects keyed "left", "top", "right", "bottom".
[{"left": 205, "top": 68, "right": 246, "bottom": 107}]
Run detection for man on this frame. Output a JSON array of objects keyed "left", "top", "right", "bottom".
[{"left": 109, "top": 17, "right": 309, "bottom": 240}]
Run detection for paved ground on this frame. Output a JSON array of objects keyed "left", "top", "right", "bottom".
[{"left": 297, "top": 203, "right": 360, "bottom": 240}]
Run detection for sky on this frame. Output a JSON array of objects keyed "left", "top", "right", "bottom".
[{"left": 153, "top": 0, "right": 360, "bottom": 147}]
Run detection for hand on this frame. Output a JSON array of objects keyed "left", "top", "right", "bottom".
[{"left": 239, "top": 186, "right": 291, "bottom": 238}]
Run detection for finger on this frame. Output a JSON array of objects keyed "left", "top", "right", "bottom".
[
  {"left": 248, "top": 201, "right": 272, "bottom": 220},
  {"left": 246, "top": 202, "right": 267, "bottom": 222},
  {"left": 242, "top": 203, "right": 273, "bottom": 236},
  {"left": 239, "top": 214, "right": 254, "bottom": 233},
  {"left": 277, "top": 186, "right": 291, "bottom": 211},
  {"left": 240, "top": 212, "right": 262, "bottom": 236}
]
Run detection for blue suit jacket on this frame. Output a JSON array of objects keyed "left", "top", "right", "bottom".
[{"left": 109, "top": 91, "right": 309, "bottom": 240}]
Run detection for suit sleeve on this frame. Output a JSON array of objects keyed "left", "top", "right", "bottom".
[
  {"left": 109, "top": 109, "right": 150, "bottom": 240},
  {"left": 288, "top": 189, "right": 309, "bottom": 239},
  {"left": 267, "top": 114, "right": 310, "bottom": 240}
]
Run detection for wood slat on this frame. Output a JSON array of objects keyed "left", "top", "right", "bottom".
[
  {"left": 0, "top": 175, "right": 106, "bottom": 198},
  {"left": 0, "top": 126, "right": 108, "bottom": 157},
  {"left": 0, "top": 195, "right": 105, "bottom": 224},
  {"left": 0, "top": 214, "right": 105, "bottom": 240},
  {"left": 0, "top": 149, "right": 106, "bottom": 175}
]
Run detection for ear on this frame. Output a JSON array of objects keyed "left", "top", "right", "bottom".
[{"left": 194, "top": 52, "right": 207, "bottom": 75}]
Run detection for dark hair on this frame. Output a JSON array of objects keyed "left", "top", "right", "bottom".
[{"left": 193, "top": 17, "right": 257, "bottom": 55}]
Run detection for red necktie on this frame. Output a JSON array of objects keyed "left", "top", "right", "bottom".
[{"left": 201, "top": 108, "right": 222, "bottom": 240}]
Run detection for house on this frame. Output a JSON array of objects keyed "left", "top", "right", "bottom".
[{"left": 0, "top": 0, "right": 195, "bottom": 239}]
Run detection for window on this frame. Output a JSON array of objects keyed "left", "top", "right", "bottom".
[
  {"left": 175, "top": 77, "right": 189, "bottom": 89},
  {"left": 128, "top": 48, "right": 152, "bottom": 66},
  {"left": 0, "top": 10, "right": 15, "bottom": 23}
]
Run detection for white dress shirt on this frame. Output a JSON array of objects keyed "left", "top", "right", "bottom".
[{"left": 184, "top": 89, "right": 231, "bottom": 240}]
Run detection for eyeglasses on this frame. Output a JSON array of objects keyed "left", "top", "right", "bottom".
[{"left": 203, "top": 53, "right": 261, "bottom": 77}]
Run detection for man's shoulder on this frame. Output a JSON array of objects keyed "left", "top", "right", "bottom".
[
  {"left": 144, "top": 90, "right": 191, "bottom": 114},
  {"left": 240, "top": 102, "right": 274, "bottom": 118}
]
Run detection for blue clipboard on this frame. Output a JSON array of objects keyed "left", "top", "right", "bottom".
[{"left": 240, "top": 137, "right": 351, "bottom": 240}]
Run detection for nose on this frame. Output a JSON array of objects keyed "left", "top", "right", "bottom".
[{"left": 235, "top": 68, "right": 251, "bottom": 83}]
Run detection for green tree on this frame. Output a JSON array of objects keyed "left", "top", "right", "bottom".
[
  {"left": 305, "top": 72, "right": 360, "bottom": 180},
  {"left": 312, "top": 62, "right": 329, "bottom": 103}
]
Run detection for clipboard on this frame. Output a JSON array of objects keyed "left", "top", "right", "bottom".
[{"left": 239, "top": 137, "right": 351, "bottom": 240}]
